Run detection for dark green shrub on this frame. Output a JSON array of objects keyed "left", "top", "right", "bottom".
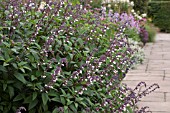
[
  {"left": 148, "top": 1, "right": 170, "bottom": 32},
  {"left": 130, "top": 0, "right": 149, "bottom": 14}
]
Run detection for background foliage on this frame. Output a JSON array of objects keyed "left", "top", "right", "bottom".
[
  {"left": 148, "top": 0, "right": 170, "bottom": 32},
  {"left": 130, "top": 0, "right": 149, "bottom": 14}
]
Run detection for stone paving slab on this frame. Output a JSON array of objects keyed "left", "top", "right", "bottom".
[
  {"left": 123, "top": 80, "right": 170, "bottom": 86},
  {"left": 124, "top": 33, "right": 170, "bottom": 112},
  {"left": 139, "top": 92, "right": 164, "bottom": 102},
  {"left": 166, "top": 93, "right": 170, "bottom": 102},
  {"left": 126, "top": 72, "right": 164, "bottom": 77},
  {"left": 152, "top": 112, "right": 169, "bottom": 113},
  {"left": 124, "top": 76, "right": 164, "bottom": 81},
  {"left": 138, "top": 102, "right": 170, "bottom": 112}
]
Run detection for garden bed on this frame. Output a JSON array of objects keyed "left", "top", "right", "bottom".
[{"left": 0, "top": 0, "right": 159, "bottom": 113}]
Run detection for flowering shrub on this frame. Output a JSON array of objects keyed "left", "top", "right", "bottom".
[
  {"left": 0, "top": 0, "right": 158, "bottom": 113},
  {"left": 102, "top": 0, "right": 134, "bottom": 13}
]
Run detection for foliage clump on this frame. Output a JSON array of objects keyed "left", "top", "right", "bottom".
[
  {"left": 148, "top": 1, "right": 170, "bottom": 32},
  {"left": 0, "top": 0, "right": 159, "bottom": 113}
]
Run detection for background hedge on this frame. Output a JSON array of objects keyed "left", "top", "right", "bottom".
[
  {"left": 130, "top": 0, "right": 149, "bottom": 14},
  {"left": 148, "top": 0, "right": 170, "bottom": 32}
]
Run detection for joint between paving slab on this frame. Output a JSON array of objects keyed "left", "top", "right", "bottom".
[
  {"left": 164, "top": 92, "right": 167, "bottom": 102},
  {"left": 163, "top": 70, "right": 165, "bottom": 80},
  {"left": 145, "top": 63, "right": 149, "bottom": 72}
]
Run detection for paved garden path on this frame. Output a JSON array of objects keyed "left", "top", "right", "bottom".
[{"left": 123, "top": 33, "right": 170, "bottom": 113}]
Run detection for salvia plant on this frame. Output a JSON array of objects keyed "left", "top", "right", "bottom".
[{"left": 0, "top": 0, "right": 159, "bottom": 113}]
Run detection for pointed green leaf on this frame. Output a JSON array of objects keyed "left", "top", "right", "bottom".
[
  {"left": 13, "top": 94, "right": 23, "bottom": 101},
  {"left": 12, "top": 63, "right": 18, "bottom": 69},
  {"left": 23, "top": 66, "right": 32, "bottom": 71},
  {"left": 32, "top": 92, "right": 37, "bottom": 100},
  {"left": 19, "top": 68, "right": 25, "bottom": 73},
  {"left": 18, "top": 62, "right": 27, "bottom": 66},
  {"left": 67, "top": 99, "right": 73, "bottom": 106},
  {"left": 51, "top": 97, "right": 60, "bottom": 103},
  {"left": 42, "top": 93, "right": 48, "bottom": 105},
  {"left": 3, "top": 62, "right": 9, "bottom": 67},
  {"left": 52, "top": 108, "right": 58, "bottom": 113},
  {"left": 75, "top": 103, "right": 78, "bottom": 108},
  {"left": 0, "top": 56, "right": 5, "bottom": 61},
  {"left": 28, "top": 99, "right": 38, "bottom": 110},
  {"left": 69, "top": 104, "right": 77, "bottom": 112},
  {"left": 31, "top": 75, "right": 37, "bottom": 81},
  {"left": 14, "top": 72, "right": 27, "bottom": 84},
  {"left": 64, "top": 106, "right": 68, "bottom": 113},
  {"left": 3, "top": 84, "right": 7, "bottom": 91},
  {"left": 61, "top": 88, "right": 66, "bottom": 96},
  {"left": 24, "top": 95, "right": 32, "bottom": 103},
  {"left": 60, "top": 96, "right": 66, "bottom": 105},
  {"left": 8, "top": 86, "right": 14, "bottom": 99},
  {"left": 0, "top": 65, "right": 7, "bottom": 72}
]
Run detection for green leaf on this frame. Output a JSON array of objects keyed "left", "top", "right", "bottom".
[
  {"left": 0, "top": 56, "right": 5, "bottom": 61},
  {"left": 77, "top": 38, "right": 84, "bottom": 46},
  {"left": 32, "top": 92, "right": 37, "bottom": 100},
  {"left": 67, "top": 99, "right": 73, "bottom": 106},
  {"left": 18, "top": 62, "right": 27, "bottom": 66},
  {"left": 31, "top": 63, "right": 37, "bottom": 68},
  {"left": 14, "top": 72, "right": 27, "bottom": 84},
  {"left": 85, "top": 98, "right": 93, "bottom": 106},
  {"left": 68, "top": 53, "right": 73, "bottom": 60},
  {"left": 13, "top": 94, "right": 23, "bottom": 101},
  {"left": 75, "top": 97, "right": 83, "bottom": 102},
  {"left": 0, "top": 105, "right": 3, "bottom": 111},
  {"left": 60, "top": 96, "right": 66, "bottom": 105},
  {"left": 69, "top": 104, "right": 77, "bottom": 112},
  {"left": 74, "top": 103, "right": 78, "bottom": 108},
  {"left": 3, "top": 84, "right": 7, "bottom": 91},
  {"left": 0, "top": 65, "right": 7, "bottom": 72},
  {"left": 8, "top": 86, "right": 14, "bottom": 99},
  {"left": 61, "top": 88, "right": 66, "bottom": 96},
  {"left": 64, "top": 106, "right": 68, "bottom": 113},
  {"left": 51, "top": 97, "right": 60, "bottom": 103},
  {"left": 2, "top": 42, "right": 10, "bottom": 47},
  {"left": 5, "top": 58, "right": 13, "bottom": 63},
  {"left": 35, "top": 71, "right": 42, "bottom": 77},
  {"left": 52, "top": 108, "right": 58, "bottom": 113},
  {"left": 79, "top": 101, "right": 87, "bottom": 107},
  {"left": 34, "top": 43, "right": 41, "bottom": 50},
  {"left": 12, "top": 63, "right": 18, "bottom": 69},
  {"left": 19, "top": 68, "right": 25, "bottom": 73},
  {"left": 31, "top": 75, "right": 37, "bottom": 81},
  {"left": 64, "top": 44, "right": 70, "bottom": 51},
  {"left": 126, "top": 106, "right": 133, "bottom": 113},
  {"left": 30, "top": 49, "right": 39, "bottom": 60},
  {"left": 23, "top": 66, "right": 32, "bottom": 71},
  {"left": 24, "top": 95, "right": 32, "bottom": 103},
  {"left": 3, "top": 62, "right": 9, "bottom": 67},
  {"left": 42, "top": 93, "right": 48, "bottom": 105},
  {"left": 28, "top": 99, "right": 38, "bottom": 110},
  {"left": 11, "top": 48, "right": 19, "bottom": 54}
]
